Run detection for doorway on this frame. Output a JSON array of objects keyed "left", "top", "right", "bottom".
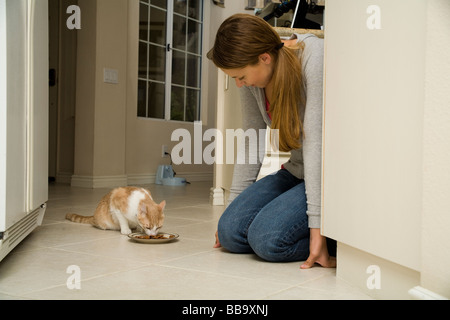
[{"left": 48, "top": 0, "right": 77, "bottom": 184}]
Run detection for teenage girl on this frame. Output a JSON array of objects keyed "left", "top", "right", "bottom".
[{"left": 208, "top": 14, "right": 336, "bottom": 269}]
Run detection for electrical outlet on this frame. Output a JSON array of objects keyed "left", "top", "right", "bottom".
[{"left": 162, "top": 145, "right": 169, "bottom": 158}]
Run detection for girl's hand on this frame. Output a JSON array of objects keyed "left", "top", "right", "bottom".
[
  {"left": 300, "top": 228, "right": 336, "bottom": 269},
  {"left": 213, "top": 230, "right": 222, "bottom": 248}
]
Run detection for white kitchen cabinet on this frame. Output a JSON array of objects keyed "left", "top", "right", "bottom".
[{"left": 322, "top": 0, "right": 426, "bottom": 298}]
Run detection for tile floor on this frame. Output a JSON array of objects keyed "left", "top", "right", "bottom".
[{"left": 0, "top": 181, "right": 372, "bottom": 300}]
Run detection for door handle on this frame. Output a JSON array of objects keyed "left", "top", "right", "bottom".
[{"left": 49, "top": 69, "right": 56, "bottom": 87}]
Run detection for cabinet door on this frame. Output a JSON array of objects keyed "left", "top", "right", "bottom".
[
  {"left": 322, "top": 0, "right": 426, "bottom": 271},
  {"left": 0, "top": 0, "right": 48, "bottom": 232},
  {"left": 29, "top": 0, "right": 48, "bottom": 210},
  {"left": 2, "top": 0, "right": 28, "bottom": 229}
]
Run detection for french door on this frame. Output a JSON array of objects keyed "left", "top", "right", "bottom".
[{"left": 138, "top": 0, "right": 203, "bottom": 122}]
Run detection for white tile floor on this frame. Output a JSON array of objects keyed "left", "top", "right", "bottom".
[{"left": 0, "top": 181, "right": 372, "bottom": 300}]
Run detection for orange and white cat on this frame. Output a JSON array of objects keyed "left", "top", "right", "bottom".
[{"left": 66, "top": 187, "right": 166, "bottom": 236}]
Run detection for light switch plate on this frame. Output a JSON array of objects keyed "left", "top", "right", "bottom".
[{"left": 104, "top": 68, "right": 119, "bottom": 84}]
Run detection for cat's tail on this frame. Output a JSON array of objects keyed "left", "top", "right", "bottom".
[{"left": 65, "top": 213, "right": 95, "bottom": 225}]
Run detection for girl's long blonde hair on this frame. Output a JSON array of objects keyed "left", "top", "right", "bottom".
[{"left": 208, "top": 14, "right": 304, "bottom": 152}]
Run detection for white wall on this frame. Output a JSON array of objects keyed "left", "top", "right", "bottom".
[
  {"left": 72, "top": 0, "right": 255, "bottom": 187},
  {"left": 421, "top": 0, "right": 450, "bottom": 298},
  {"left": 124, "top": 0, "right": 250, "bottom": 185}
]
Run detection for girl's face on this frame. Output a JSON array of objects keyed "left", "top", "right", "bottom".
[{"left": 222, "top": 53, "right": 274, "bottom": 89}]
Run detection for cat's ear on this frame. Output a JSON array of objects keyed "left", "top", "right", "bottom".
[
  {"left": 139, "top": 203, "right": 147, "bottom": 215},
  {"left": 159, "top": 200, "right": 166, "bottom": 211}
]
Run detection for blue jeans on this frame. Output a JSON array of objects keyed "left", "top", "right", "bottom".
[{"left": 218, "top": 169, "right": 310, "bottom": 262}]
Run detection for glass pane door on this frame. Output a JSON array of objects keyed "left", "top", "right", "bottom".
[
  {"left": 171, "top": 0, "right": 203, "bottom": 122},
  {"left": 138, "top": 0, "right": 203, "bottom": 122},
  {"left": 138, "top": 1, "right": 167, "bottom": 119}
]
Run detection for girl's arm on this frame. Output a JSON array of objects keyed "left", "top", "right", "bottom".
[
  {"left": 301, "top": 35, "right": 324, "bottom": 230},
  {"left": 300, "top": 36, "right": 335, "bottom": 269}
]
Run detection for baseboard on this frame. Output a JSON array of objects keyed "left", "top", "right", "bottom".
[
  {"left": 70, "top": 172, "right": 213, "bottom": 188},
  {"left": 177, "top": 171, "right": 213, "bottom": 182},
  {"left": 210, "top": 187, "right": 225, "bottom": 206},
  {"left": 71, "top": 175, "right": 128, "bottom": 189},
  {"left": 56, "top": 172, "right": 73, "bottom": 184},
  {"left": 408, "top": 286, "right": 448, "bottom": 300},
  {"left": 128, "top": 172, "right": 213, "bottom": 185},
  {"left": 127, "top": 173, "right": 156, "bottom": 185}
]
